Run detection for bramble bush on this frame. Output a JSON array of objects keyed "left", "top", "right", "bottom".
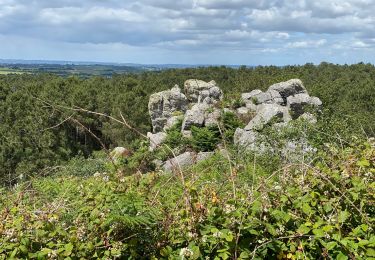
[{"left": 0, "top": 138, "right": 373, "bottom": 259}]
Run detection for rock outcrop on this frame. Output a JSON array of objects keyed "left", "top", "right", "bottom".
[
  {"left": 184, "top": 79, "right": 223, "bottom": 103},
  {"left": 147, "top": 79, "right": 223, "bottom": 149},
  {"left": 147, "top": 78, "right": 322, "bottom": 171},
  {"left": 162, "top": 151, "right": 215, "bottom": 173},
  {"left": 147, "top": 132, "right": 167, "bottom": 151},
  {"left": 148, "top": 85, "right": 188, "bottom": 133},
  {"left": 233, "top": 79, "right": 321, "bottom": 153}
]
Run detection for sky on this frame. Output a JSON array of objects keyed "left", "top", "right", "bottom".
[{"left": 1, "top": 0, "right": 375, "bottom": 65}]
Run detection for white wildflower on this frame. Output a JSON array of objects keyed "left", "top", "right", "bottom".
[
  {"left": 212, "top": 231, "right": 222, "bottom": 238},
  {"left": 180, "top": 247, "right": 193, "bottom": 258},
  {"left": 224, "top": 204, "right": 235, "bottom": 214}
]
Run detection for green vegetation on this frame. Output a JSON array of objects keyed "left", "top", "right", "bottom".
[
  {"left": 0, "top": 63, "right": 374, "bottom": 259},
  {"left": 0, "top": 139, "right": 373, "bottom": 259},
  {"left": 1, "top": 62, "right": 374, "bottom": 184}
]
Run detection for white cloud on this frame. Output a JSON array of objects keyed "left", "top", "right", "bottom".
[
  {"left": 286, "top": 39, "right": 327, "bottom": 49},
  {"left": 0, "top": 0, "right": 375, "bottom": 64}
]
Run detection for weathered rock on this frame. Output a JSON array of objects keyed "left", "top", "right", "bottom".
[
  {"left": 184, "top": 79, "right": 223, "bottom": 103},
  {"left": 233, "top": 128, "right": 273, "bottom": 153},
  {"left": 163, "top": 152, "right": 196, "bottom": 172},
  {"left": 309, "top": 96, "right": 323, "bottom": 107},
  {"left": 209, "top": 86, "right": 223, "bottom": 100},
  {"left": 287, "top": 93, "right": 322, "bottom": 119},
  {"left": 204, "top": 108, "right": 221, "bottom": 127},
  {"left": 150, "top": 118, "right": 168, "bottom": 133},
  {"left": 182, "top": 130, "right": 192, "bottom": 138},
  {"left": 242, "top": 89, "right": 284, "bottom": 105},
  {"left": 245, "top": 102, "right": 258, "bottom": 111},
  {"left": 236, "top": 106, "right": 256, "bottom": 125},
  {"left": 268, "top": 90, "right": 285, "bottom": 105},
  {"left": 234, "top": 128, "right": 258, "bottom": 148},
  {"left": 162, "top": 151, "right": 216, "bottom": 172},
  {"left": 236, "top": 107, "right": 250, "bottom": 115},
  {"left": 202, "top": 97, "right": 214, "bottom": 105},
  {"left": 244, "top": 104, "right": 291, "bottom": 131},
  {"left": 197, "top": 151, "right": 215, "bottom": 162},
  {"left": 241, "top": 89, "right": 263, "bottom": 101},
  {"left": 182, "top": 103, "right": 208, "bottom": 130},
  {"left": 224, "top": 108, "right": 235, "bottom": 114},
  {"left": 299, "top": 113, "right": 317, "bottom": 124},
  {"left": 287, "top": 93, "right": 311, "bottom": 118},
  {"left": 256, "top": 90, "right": 284, "bottom": 105},
  {"left": 164, "top": 115, "right": 183, "bottom": 131},
  {"left": 198, "top": 90, "right": 210, "bottom": 103},
  {"left": 147, "top": 132, "right": 167, "bottom": 151},
  {"left": 268, "top": 79, "right": 307, "bottom": 100},
  {"left": 148, "top": 86, "right": 188, "bottom": 132},
  {"left": 110, "top": 147, "right": 131, "bottom": 163}
]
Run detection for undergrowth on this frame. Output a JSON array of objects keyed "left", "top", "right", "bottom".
[{"left": 0, "top": 138, "right": 374, "bottom": 259}]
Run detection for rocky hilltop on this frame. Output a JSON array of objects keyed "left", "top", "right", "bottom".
[{"left": 147, "top": 79, "right": 322, "bottom": 172}]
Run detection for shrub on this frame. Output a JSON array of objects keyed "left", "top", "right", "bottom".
[
  {"left": 191, "top": 126, "right": 221, "bottom": 152},
  {"left": 221, "top": 111, "right": 245, "bottom": 142}
]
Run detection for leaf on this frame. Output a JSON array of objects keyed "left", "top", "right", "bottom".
[
  {"left": 323, "top": 203, "right": 333, "bottom": 213},
  {"left": 297, "top": 225, "right": 311, "bottom": 235},
  {"left": 249, "top": 229, "right": 260, "bottom": 235},
  {"left": 367, "top": 248, "right": 375, "bottom": 257},
  {"left": 64, "top": 243, "right": 74, "bottom": 256},
  {"left": 19, "top": 245, "right": 28, "bottom": 254},
  {"left": 312, "top": 228, "right": 325, "bottom": 238},
  {"left": 225, "top": 232, "right": 234, "bottom": 242},
  {"left": 325, "top": 242, "right": 337, "bottom": 250},
  {"left": 239, "top": 251, "right": 250, "bottom": 259},
  {"left": 336, "top": 252, "right": 348, "bottom": 260},
  {"left": 338, "top": 211, "right": 349, "bottom": 223},
  {"left": 251, "top": 201, "right": 262, "bottom": 214},
  {"left": 302, "top": 203, "right": 313, "bottom": 215},
  {"left": 265, "top": 224, "right": 277, "bottom": 236},
  {"left": 361, "top": 224, "right": 369, "bottom": 232},
  {"left": 357, "top": 159, "right": 370, "bottom": 167},
  {"left": 10, "top": 248, "right": 18, "bottom": 258}
]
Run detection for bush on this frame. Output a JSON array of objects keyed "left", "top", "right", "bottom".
[
  {"left": 191, "top": 126, "right": 221, "bottom": 152},
  {"left": 222, "top": 111, "right": 245, "bottom": 142},
  {"left": 54, "top": 151, "right": 107, "bottom": 177}
]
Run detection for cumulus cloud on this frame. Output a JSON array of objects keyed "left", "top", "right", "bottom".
[
  {"left": 286, "top": 39, "right": 327, "bottom": 49},
  {"left": 0, "top": 0, "right": 374, "bottom": 64}
]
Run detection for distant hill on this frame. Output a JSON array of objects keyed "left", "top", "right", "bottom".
[{"left": 0, "top": 59, "right": 247, "bottom": 77}]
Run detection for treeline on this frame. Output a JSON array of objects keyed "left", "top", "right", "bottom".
[{"left": 1, "top": 62, "right": 375, "bottom": 184}]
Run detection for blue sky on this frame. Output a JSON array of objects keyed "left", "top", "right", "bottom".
[{"left": 1, "top": 0, "right": 375, "bottom": 65}]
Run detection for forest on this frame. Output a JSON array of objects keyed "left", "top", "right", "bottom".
[{"left": 0, "top": 63, "right": 374, "bottom": 259}]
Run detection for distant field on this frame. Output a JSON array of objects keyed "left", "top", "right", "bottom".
[
  {"left": 0, "top": 68, "right": 26, "bottom": 74},
  {"left": 0, "top": 63, "right": 158, "bottom": 77}
]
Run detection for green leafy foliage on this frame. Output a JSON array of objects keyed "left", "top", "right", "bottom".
[
  {"left": 0, "top": 139, "right": 373, "bottom": 259},
  {"left": 191, "top": 126, "right": 221, "bottom": 152},
  {"left": 221, "top": 111, "right": 245, "bottom": 141}
]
